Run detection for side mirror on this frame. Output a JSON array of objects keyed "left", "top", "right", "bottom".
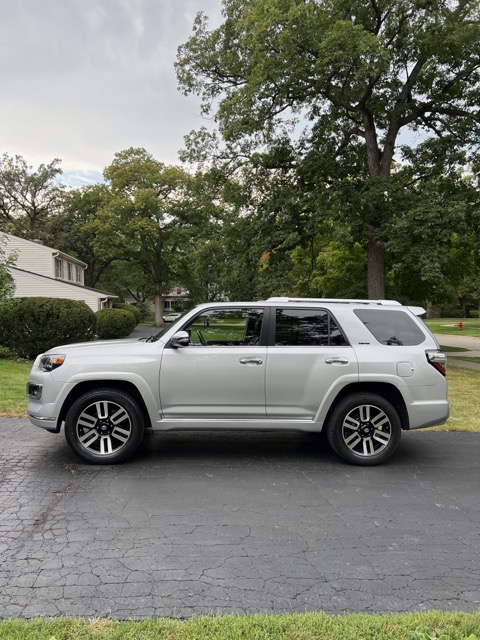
[{"left": 170, "top": 330, "right": 189, "bottom": 349}]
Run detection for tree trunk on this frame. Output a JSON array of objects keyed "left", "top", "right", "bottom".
[
  {"left": 367, "top": 225, "right": 385, "bottom": 299},
  {"left": 153, "top": 282, "right": 165, "bottom": 328}
]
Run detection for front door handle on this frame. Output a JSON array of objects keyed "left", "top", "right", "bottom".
[
  {"left": 239, "top": 357, "right": 263, "bottom": 365},
  {"left": 325, "top": 357, "right": 349, "bottom": 365}
]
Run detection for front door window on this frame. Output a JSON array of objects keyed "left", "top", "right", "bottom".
[{"left": 185, "top": 308, "right": 264, "bottom": 346}]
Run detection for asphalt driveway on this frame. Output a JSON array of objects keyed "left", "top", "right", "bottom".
[{"left": 0, "top": 418, "right": 479, "bottom": 619}]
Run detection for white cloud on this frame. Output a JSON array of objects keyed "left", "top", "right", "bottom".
[{"left": 0, "top": 0, "right": 222, "bottom": 180}]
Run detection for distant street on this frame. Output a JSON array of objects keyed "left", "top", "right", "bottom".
[{"left": 1, "top": 419, "right": 479, "bottom": 618}]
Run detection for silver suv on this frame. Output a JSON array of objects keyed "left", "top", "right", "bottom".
[{"left": 27, "top": 298, "right": 449, "bottom": 466}]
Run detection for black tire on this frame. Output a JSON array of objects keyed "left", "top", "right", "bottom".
[
  {"left": 326, "top": 393, "right": 401, "bottom": 466},
  {"left": 64, "top": 388, "right": 145, "bottom": 464}
]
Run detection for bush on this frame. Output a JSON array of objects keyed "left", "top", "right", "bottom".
[
  {"left": 0, "top": 345, "right": 14, "bottom": 359},
  {"left": 135, "top": 301, "right": 152, "bottom": 321},
  {"left": 112, "top": 302, "right": 141, "bottom": 324},
  {"left": 0, "top": 297, "right": 96, "bottom": 359},
  {"left": 469, "top": 309, "right": 479, "bottom": 318},
  {"left": 95, "top": 308, "right": 136, "bottom": 339},
  {"left": 440, "top": 307, "right": 464, "bottom": 318}
]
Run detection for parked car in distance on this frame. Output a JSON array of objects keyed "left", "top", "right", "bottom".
[
  {"left": 163, "top": 312, "right": 182, "bottom": 322},
  {"left": 27, "top": 298, "right": 449, "bottom": 466}
]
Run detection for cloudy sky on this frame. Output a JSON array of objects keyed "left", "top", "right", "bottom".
[{"left": 0, "top": 0, "right": 222, "bottom": 185}]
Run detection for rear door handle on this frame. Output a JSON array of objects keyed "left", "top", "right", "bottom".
[
  {"left": 325, "top": 357, "right": 349, "bottom": 365},
  {"left": 239, "top": 357, "right": 263, "bottom": 365}
]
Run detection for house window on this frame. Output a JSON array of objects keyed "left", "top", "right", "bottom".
[
  {"left": 55, "top": 258, "right": 64, "bottom": 279},
  {"left": 67, "top": 262, "right": 73, "bottom": 281},
  {"left": 75, "top": 265, "right": 82, "bottom": 283}
]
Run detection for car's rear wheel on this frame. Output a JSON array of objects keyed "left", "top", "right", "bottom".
[
  {"left": 326, "top": 393, "right": 401, "bottom": 465},
  {"left": 65, "top": 388, "right": 145, "bottom": 464}
]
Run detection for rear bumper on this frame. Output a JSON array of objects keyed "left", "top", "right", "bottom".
[{"left": 407, "top": 400, "right": 450, "bottom": 430}]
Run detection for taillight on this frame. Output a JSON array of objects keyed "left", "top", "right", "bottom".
[{"left": 426, "top": 350, "right": 447, "bottom": 376}]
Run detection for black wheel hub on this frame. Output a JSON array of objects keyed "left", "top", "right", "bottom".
[
  {"left": 97, "top": 419, "right": 113, "bottom": 435},
  {"left": 359, "top": 422, "right": 374, "bottom": 438}
]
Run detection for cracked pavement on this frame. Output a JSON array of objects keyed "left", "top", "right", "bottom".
[{"left": 0, "top": 418, "right": 479, "bottom": 618}]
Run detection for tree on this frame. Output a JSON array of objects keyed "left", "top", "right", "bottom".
[
  {"left": 0, "top": 153, "right": 64, "bottom": 239},
  {"left": 95, "top": 148, "right": 210, "bottom": 327},
  {"left": 44, "top": 184, "right": 117, "bottom": 288},
  {"left": 0, "top": 233, "right": 17, "bottom": 301},
  {"left": 177, "top": 0, "right": 480, "bottom": 298}
]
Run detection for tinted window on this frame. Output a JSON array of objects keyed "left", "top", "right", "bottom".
[
  {"left": 275, "top": 309, "right": 348, "bottom": 346},
  {"left": 354, "top": 309, "right": 426, "bottom": 346},
  {"left": 185, "top": 308, "right": 264, "bottom": 346}
]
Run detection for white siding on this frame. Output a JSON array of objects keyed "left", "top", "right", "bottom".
[
  {"left": 10, "top": 268, "right": 112, "bottom": 313},
  {"left": 2, "top": 234, "right": 56, "bottom": 278},
  {"left": 1, "top": 233, "right": 86, "bottom": 284}
]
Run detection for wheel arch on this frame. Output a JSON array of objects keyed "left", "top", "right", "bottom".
[
  {"left": 58, "top": 380, "right": 152, "bottom": 431},
  {"left": 323, "top": 382, "right": 410, "bottom": 431}
]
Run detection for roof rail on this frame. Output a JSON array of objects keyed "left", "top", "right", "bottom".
[{"left": 266, "top": 297, "right": 402, "bottom": 306}]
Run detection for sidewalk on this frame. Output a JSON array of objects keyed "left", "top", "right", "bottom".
[{"left": 434, "top": 333, "right": 480, "bottom": 370}]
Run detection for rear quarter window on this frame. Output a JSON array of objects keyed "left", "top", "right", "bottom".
[{"left": 354, "top": 309, "right": 426, "bottom": 346}]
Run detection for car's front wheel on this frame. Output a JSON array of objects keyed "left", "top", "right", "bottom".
[
  {"left": 326, "top": 393, "right": 401, "bottom": 465},
  {"left": 65, "top": 388, "right": 145, "bottom": 464}
]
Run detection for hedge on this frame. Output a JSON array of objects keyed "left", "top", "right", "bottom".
[
  {"left": 0, "top": 297, "right": 96, "bottom": 359},
  {"left": 112, "top": 302, "right": 141, "bottom": 324},
  {"left": 95, "top": 308, "right": 136, "bottom": 339}
]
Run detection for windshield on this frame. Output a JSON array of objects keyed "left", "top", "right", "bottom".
[{"left": 148, "top": 312, "right": 187, "bottom": 342}]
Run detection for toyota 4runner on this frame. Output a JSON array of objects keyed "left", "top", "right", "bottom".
[{"left": 27, "top": 298, "right": 449, "bottom": 466}]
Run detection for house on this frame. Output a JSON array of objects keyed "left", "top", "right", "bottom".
[
  {"left": 125, "top": 287, "right": 190, "bottom": 311},
  {"left": 2, "top": 233, "right": 117, "bottom": 312},
  {"left": 163, "top": 287, "right": 189, "bottom": 311}
]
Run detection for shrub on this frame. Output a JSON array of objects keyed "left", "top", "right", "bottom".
[
  {"left": 112, "top": 302, "right": 141, "bottom": 324},
  {"left": 95, "top": 308, "right": 136, "bottom": 339},
  {"left": 0, "top": 345, "right": 14, "bottom": 359},
  {"left": 440, "top": 307, "right": 464, "bottom": 318},
  {"left": 135, "top": 301, "right": 152, "bottom": 321},
  {"left": 469, "top": 309, "right": 479, "bottom": 318},
  {"left": 0, "top": 297, "right": 96, "bottom": 359}
]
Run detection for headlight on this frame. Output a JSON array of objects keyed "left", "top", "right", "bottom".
[{"left": 38, "top": 354, "right": 66, "bottom": 372}]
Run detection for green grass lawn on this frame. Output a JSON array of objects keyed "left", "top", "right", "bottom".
[
  {"left": 451, "top": 357, "right": 480, "bottom": 365},
  {"left": 430, "top": 364, "right": 480, "bottom": 432},
  {"left": 426, "top": 317, "right": 480, "bottom": 338},
  {"left": 0, "top": 612, "right": 479, "bottom": 640},
  {"left": 1, "top": 358, "right": 479, "bottom": 432},
  {"left": 0, "top": 359, "right": 32, "bottom": 417}
]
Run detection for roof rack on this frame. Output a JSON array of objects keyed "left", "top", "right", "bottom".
[{"left": 266, "top": 297, "right": 402, "bottom": 306}]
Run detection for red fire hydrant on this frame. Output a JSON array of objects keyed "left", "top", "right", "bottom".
[{"left": 459, "top": 321, "right": 463, "bottom": 331}]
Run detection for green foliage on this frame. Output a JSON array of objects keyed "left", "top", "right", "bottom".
[
  {"left": 112, "top": 302, "right": 141, "bottom": 323},
  {"left": 0, "top": 233, "right": 17, "bottom": 301},
  {"left": 411, "top": 626, "right": 478, "bottom": 640},
  {"left": 135, "top": 301, "right": 152, "bottom": 321},
  {"left": 95, "top": 308, "right": 136, "bottom": 339},
  {"left": 0, "top": 345, "right": 13, "bottom": 359},
  {"left": 96, "top": 147, "right": 215, "bottom": 326},
  {"left": 43, "top": 184, "right": 115, "bottom": 288},
  {"left": 0, "top": 153, "right": 63, "bottom": 239},
  {"left": 0, "top": 298, "right": 96, "bottom": 359},
  {"left": 177, "top": 0, "right": 480, "bottom": 297}
]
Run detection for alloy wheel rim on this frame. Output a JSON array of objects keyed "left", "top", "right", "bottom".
[
  {"left": 76, "top": 401, "right": 132, "bottom": 455},
  {"left": 341, "top": 404, "right": 392, "bottom": 457}
]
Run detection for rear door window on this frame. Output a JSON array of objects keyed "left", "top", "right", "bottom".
[
  {"left": 353, "top": 309, "right": 426, "bottom": 346},
  {"left": 275, "top": 309, "right": 348, "bottom": 346}
]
